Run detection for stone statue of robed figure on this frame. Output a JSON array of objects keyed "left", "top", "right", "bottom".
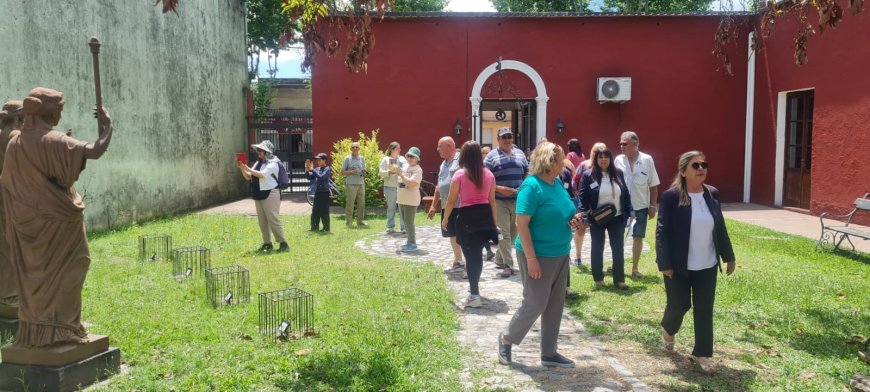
[{"left": 0, "top": 87, "right": 113, "bottom": 348}]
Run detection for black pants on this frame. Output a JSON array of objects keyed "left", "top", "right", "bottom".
[
  {"left": 661, "top": 265, "right": 718, "bottom": 357},
  {"left": 459, "top": 233, "right": 488, "bottom": 296},
  {"left": 311, "top": 191, "right": 330, "bottom": 231},
  {"left": 590, "top": 216, "right": 625, "bottom": 283}
]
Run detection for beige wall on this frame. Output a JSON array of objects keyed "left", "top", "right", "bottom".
[{"left": 270, "top": 87, "right": 312, "bottom": 110}]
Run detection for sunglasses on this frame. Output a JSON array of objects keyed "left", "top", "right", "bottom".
[
  {"left": 500, "top": 134, "right": 513, "bottom": 140},
  {"left": 351, "top": 146, "right": 360, "bottom": 149},
  {"left": 691, "top": 162, "right": 709, "bottom": 170},
  {"left": 619, "top": 142, "right": 634, "bottom": 147}
]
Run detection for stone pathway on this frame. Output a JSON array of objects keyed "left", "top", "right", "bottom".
[{"left": 358, "top": 224, "right": 650, "bottom": 391}]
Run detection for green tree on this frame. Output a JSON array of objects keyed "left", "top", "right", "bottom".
[
  {"left": 490, "top": 0, "right": 590, "bottom": 12},
  {"left": 246, "top": 0, "right": 296, "bottom": 80},
  {"left": 489, "top": 0, "right": 714, "bottom": 12},
  {"left": 392, "top": 0, "right": 448, "bottom": 11},
  {"left": 600, "top": 0, "right": 713, "bottom": 12},
  {"left": 251, "top": 80, "right": 277, "bottom": 118}
]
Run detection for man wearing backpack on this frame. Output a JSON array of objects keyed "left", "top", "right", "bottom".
[
  {"left": 237, "top": 140, "right": 289, "bottom": 252},
  {"left": 341, "top": 142, "right": 368, "bottom": 227}
]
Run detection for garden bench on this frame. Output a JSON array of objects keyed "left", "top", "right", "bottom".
[{"left": 817, "top": 193, "right": 870, "bottom": 252}]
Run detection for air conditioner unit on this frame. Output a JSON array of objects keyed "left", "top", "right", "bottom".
[{"left": 596, "top": 77, "right": 631, "bottom": 103}]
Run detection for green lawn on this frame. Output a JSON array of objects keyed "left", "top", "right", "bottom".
[
  {"left": 566, "top": 220, "right": 870, "bottom": 391},
  {"left": 79, "top": 213, "right": 464, "bottom": 391},
  {"left": 8, "top": 211, "right": 866, "bottom": 391}
]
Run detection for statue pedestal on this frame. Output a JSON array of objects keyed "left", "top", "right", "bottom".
[{"left": 0, "top": 334, "right": 121, "bottom": 392}]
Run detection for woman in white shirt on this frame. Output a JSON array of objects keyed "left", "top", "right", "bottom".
[
  {"left": 578, "top": 146, "right": 633, "bottom": 289},
  {"left": 379, "top": 142, "right": 407, "bottom": 234},
  {"left": 237, "top": 140, "right": 288, "bottom": 253},
  {"left": 397, "top": 147, "right": 423, "bottom": 252},
  {"left": 655, "top": 151, "right": 736, "bottom": 374}
]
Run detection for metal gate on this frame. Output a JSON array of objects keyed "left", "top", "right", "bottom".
[{"left": 247, "top": 109, "right": 313, "bottom": 193}]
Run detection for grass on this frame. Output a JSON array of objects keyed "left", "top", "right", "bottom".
[
  {"left": 79, "top": 212, "right": 464, "bottom": 391},
  {"left": 566, "top": 219, "right": 870, "bottom": 391}
]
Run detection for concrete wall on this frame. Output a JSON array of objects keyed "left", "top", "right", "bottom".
[
  {"left": 312, "top": 15, "right": 752, "bottom": 202},
  {"left": 0, "top": 0, "right": 249, "bottom": 230},
  {"left": 751, "top": 10, "right": 870, "bottom": 223}
]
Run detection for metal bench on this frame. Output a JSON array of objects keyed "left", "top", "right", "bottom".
[{"left": 817, "top": 193, "right": 870, "bottom": 252}]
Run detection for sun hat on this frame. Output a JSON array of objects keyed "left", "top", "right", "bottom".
[
  {"left": 251, "top": 140, "right": 274, "bottom": 155},
  {"left": 315, "top": 152, "right": 328, "bottom": 160},
  {"left": 406, "top": 147, "right": 421, "bottom": 159},
  {"left": 497, "top": 127, "right": 512, "bottom": 137}
]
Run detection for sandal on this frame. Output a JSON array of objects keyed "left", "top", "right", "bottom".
[
  {"left": 693, "top": 356, "right": 716, "bottom": 374},
  {"left": 661, "top": 330, "right": 675, "bottom": 351}
]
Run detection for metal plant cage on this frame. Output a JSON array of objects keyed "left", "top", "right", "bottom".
[
  {"left": 258, "top": 288, "right": 314, "bottom": 340},
  {"left": 205, "top": 265, "right": 250, "bottom": 308},
  {"left": 171, "top": 246, "right": 211, "bottom": 280},
  {"left": 138, "top": 234, "right": 172, "bottom": 261}
]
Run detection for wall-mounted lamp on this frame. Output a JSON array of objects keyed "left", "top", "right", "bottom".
[
  {"left": 454, "top": 119, "right": 463, "bottom": 135},
  {"left": 555, "top": 117, "right": 565, "bottom": 135}
]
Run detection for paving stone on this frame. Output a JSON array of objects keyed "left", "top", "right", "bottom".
[{"left": 358, "top": 224, "right": 649, "bottom": 391}]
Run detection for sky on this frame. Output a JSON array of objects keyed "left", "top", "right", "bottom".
[{"left": 257, "top": 0, "right": 744, "bottom": 79}]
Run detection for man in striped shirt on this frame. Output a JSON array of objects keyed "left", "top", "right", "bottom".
[{"left": 484, "top": 127, "right": 529, "bottom": 278}]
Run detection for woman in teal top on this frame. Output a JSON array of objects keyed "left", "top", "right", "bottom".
[{"left": 498, "top": 142, "right": 584, "bottom": 369}]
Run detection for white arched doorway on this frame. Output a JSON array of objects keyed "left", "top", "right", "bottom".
[{"left": 469, "top": 60, "right": 549, "bottom": 144}]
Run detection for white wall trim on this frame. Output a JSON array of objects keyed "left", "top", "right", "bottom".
[
  {"left": 743, "top": 32, "right": 756, "bottom": 203},
  {"left": 774, "top": 87, "right": 814, "bottom": 207},
  {"left": 470, "top": 60, "right": 549, "bottom": 143}
]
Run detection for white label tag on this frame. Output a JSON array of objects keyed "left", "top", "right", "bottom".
[{"left": 590, "top": 182, "right": 599, "bottom": 189}]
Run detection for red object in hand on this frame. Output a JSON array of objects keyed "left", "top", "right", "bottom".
[{"left": 236, "top": 153, "right": 247, "bottom": 165}]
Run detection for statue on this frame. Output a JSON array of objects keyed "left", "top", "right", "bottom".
[
  {"left": 0, "top": 88, "right": 113, "bottom": 348},
  {"left": 0, "top": 100, "right": 23, "bottom": 318}
]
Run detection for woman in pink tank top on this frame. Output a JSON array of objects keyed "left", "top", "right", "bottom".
[{"left": 442, "top": 141, "right": 497, "bottom": 308}]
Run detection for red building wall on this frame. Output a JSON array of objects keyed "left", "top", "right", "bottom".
[
  {"left": 751, "top": 10, "right": 870, "bottom": 221},
  {"left": 313, "top": 15, "right": 751, "bottom": 200}
]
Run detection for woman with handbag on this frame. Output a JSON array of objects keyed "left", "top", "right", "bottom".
[
  {"left": 578, "top": 145, "right": 632, "bottom": 289},
  {"left": 497, "top": 142, "right": 584, "bottom": 368},
  {"left": 656, "top": 151, "right": 735, "bottom": 374},
  {"left": 442, "top": 141, "right": 497, "bottom": 308}
]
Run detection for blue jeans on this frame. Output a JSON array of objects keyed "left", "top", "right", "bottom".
[{"left": 383, "top": 186, "right": 404, "bottom": 230}]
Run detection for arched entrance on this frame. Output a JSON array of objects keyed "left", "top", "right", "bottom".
[{"left": 470, "top": 60, "right": 549, "bottom": 150}]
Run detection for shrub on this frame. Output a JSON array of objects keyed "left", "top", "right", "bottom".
[{"left": 330, "top": 130, "right": 385, "bottom": 208}]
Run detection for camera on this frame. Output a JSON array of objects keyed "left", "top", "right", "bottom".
[{"left": 399, "top": 182, "right": 406, "bottom": 189}]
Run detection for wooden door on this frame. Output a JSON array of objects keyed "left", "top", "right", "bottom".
[{"left": 783, "top": 90, "right": 813, "bottom": 209}]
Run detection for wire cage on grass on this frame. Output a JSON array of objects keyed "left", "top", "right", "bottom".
[
  {"left": 171, "top": 246, "right": 211, "bottom": 280},
  {"left": 138, "top": 234, "right": 172, "bottom": 261},
  {"left": 258, "top": 288, "right": 314, "bottom": 340},
  {"left": 205, "top": 265, "right": 250, "bottom": 308}
]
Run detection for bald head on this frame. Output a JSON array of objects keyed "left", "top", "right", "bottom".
[{"left": 437, "top": 136, "right": 456, "bottom": 160}]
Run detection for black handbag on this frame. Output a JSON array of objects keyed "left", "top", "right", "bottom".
[{"left": 589, "top": 204, "right": 617, "bottom": 225}]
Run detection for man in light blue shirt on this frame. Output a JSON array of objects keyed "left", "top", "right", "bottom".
[{"left": 427, "top": 136, "right": 464, "bottom": 273}]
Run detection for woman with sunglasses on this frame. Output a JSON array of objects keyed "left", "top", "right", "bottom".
[
  {"left": 578, "top": 145, "right": 632, "bottom": 289},
  {"left": 656, "top": 151, "right": 736, "bottom": 374}
]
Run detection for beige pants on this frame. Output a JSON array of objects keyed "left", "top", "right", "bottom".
[
  {"left": 254, "top": 189, "right": 286, "bottom": 244},
  {"left": 345, "top": 183, "right": 366, "bottom": 224},
  {"left": 494, "top": 199, "right": 518, "bottom": 267}
]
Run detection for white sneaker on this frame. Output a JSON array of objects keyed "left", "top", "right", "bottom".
[
  {"left": 443, "top": 262, "right": 465, "bottom": 273},
  {"left": 464, "top": 295, "right": 482, "bottom": 308}
]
